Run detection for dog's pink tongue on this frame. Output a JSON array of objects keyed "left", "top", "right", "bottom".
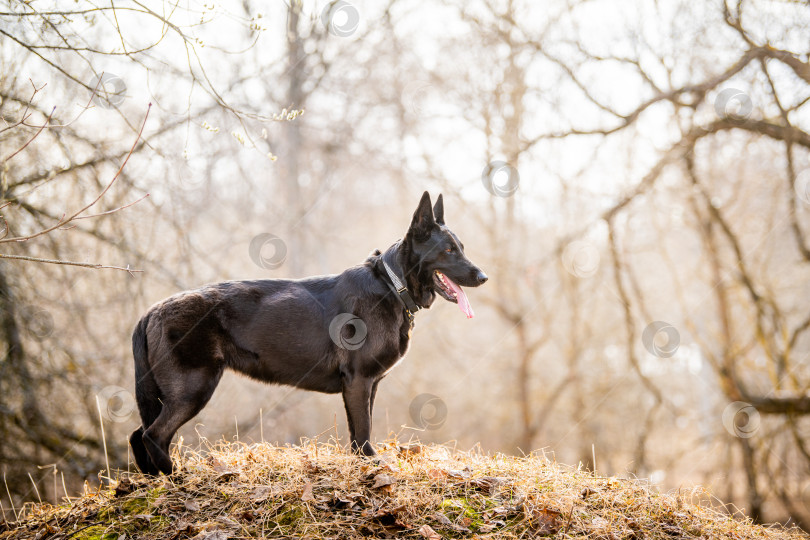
[{"left": 445, "top": 276, "right": 474, "bottom": 318}]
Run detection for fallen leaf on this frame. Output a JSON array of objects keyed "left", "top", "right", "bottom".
[
  {"left": 216, "top": 516, "right": 240, "bottom": 529},
  {"left": 592, "top": 517, "right": 609, "bottom": 527},
  {"left": 433, "top": 512, "right": 453, "bottom": 526},
  {"left": 428, "top": 469, "right": 448, "bottom": 480},
  {"left": 371, "top": 473, "right": 396, "bottom": 489},
  {"left": 114, "top": 479, "right": 136, "bottom": 497},
  {"left": 184, "top": 500, "right": 200, "bottom": 512},
  {"left": 418, "top": 524, "right": 442, "bottom": 539},
  {"left": 250, "top": 486, "right": 272, "bottom": 502},
  {"left": 214, "top": 471, "right": 239, "bottom": 482},
  {"left": 332, "top": 491, "right": 362, "bottom": 509},
  {"left": 191, "top": 530, "right": 228, "bottom": 540},
  {"left": 365, "top": 464, "right": 394, "bottom": 478},
  {"left": 367, "top": 505, "right": 408, "bottom": 528},
  {"left": 302, "top": 454, "right": 320, "bottom": 473},
  {"left": 466, "top": 476, "right": 507, "bottom": 495},
  {"left": 301, "top": 481, "right": 315, "bottom": 501},
  {"left": 581, "top": 487, "right": 597, "bottom": 499},
  {"left": 446, "top": 469, "right": 471, "bottom": 480},
  {"left": 531, "top": 508, "right": 562, "bottom": 536},
  {"left": 398, "top": 444, "right": 423, "bottom": 457},
  {"left": 210, "top": 458, "right": 240, "bottom": 481}
]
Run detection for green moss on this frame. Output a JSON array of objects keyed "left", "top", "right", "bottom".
[
  {"left": 441, "top": 498, "right": 477, "bottom": 517},
  {"left": 268, "top": 502, "right": 305, "bottom": 532},
  {"left": 71, "top": 525, "right": 119, "bottom": 540},
  {"left": 148, "top": 487, "right": 166, "bottom": 501},
  {"left": 96, "top": 506, "right": 114, "bottom": 521},
  {"left": 149, "top": 515, "right": 172, "bottom": 531},
  {"left": 121, "top": 496, "right": 150, "bottom": 515},
  {"left": 440, "top": 498, "right": 486, "bottom": 531}
]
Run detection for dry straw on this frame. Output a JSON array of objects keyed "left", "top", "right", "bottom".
[{"left": 0, "top": 439, "right": 805, "bottom": 539}]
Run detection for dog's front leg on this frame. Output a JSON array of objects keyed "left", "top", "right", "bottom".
[{"left": 341, "top": 372, "right": 377, "bottom": 457}]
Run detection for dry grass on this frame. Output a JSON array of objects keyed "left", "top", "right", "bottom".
[{"left": 0, "top": 439, "right": 806, "bottom": 539}]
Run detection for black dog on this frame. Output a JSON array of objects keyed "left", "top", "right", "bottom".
[{"left": 129, "top": 192, "right": 487, "bottom": 475}]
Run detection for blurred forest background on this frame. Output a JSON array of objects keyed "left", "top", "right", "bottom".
[{"left": 1, "top": 0, "right": 810, "bottom": 529}]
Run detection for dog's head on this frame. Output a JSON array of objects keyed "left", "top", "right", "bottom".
[{"left": 403, "top": 191, "right": 488, "bottom": 318}]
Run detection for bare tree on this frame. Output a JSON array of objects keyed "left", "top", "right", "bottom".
[
  {"left": 0, "top": 0, "right": 298, "bottom": 502},
  {"left": 393, "top": 0, "right": 810, "bottom": 526}
]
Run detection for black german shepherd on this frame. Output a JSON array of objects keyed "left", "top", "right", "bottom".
[{"left": 129, "top": 192, "right": 487, "bottom": 475}]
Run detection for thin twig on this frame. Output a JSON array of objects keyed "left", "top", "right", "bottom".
[
  {"left": 0, "top": 254, "right": 142, "bottom": 273},
  {"left": 1, "top": 106, "right": 55, "bottom": 164},
  {"left": 27, "top": 472, "right": 42, "bottom": 504},
  {"left": 96, "top": 396, "right": 111, "bottom": 485},
  {"left": 74, "top": 193, "right": 150, "bottom": 220},
  {"left": 3, "top": 473, "right": 17, "bottom": 521},
  {"left": 0, "top": 103, "right": 151, "bottom": 245},
  {"left": 61, "top": 471, "right": 71, "bottom": 504}
]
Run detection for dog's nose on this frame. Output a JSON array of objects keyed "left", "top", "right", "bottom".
[{"left": 476, "top": 271, "right": 488, "bottom": 284}]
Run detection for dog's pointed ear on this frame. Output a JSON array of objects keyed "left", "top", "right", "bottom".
[
  {"left": 408, "top": 191, "right": 435, "bottom": 240},
  {"left": 433, "top": 193, "right": 444, "bottom": 225}
]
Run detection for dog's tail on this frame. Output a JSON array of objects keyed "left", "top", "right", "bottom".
[{"left": 132, "top": 312, "right": 162, "bottom": 428}]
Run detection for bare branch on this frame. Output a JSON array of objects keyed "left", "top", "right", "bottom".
[
  {"left": 1, "top": 103, "right": 152, "bottom": 245},
  {"left": 0, "top": 254, "right": 141, "bottom": 274}
]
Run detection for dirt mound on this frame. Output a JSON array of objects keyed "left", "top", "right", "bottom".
[{"left": 0, "top": 440, "right": 804, "bottom": 539}]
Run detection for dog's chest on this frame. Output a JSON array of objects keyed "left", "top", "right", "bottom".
[
  {"left": 382, "top": 341, "right": 411, "bottom": 376},
  {"left": 368, "top": 326, "right": 412, "bottom": 377},
  {"left": 387, "top": 326, "right": 414, "bottom": 373}
]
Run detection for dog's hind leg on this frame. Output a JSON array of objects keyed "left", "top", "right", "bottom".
[
  {"left": 369, "top": 379, "right": 380, "bottom": 419},
  {"left": 131, "top": 313, "right": 163, "bottom": 474},
  {"left": 130, "top": 427, "right": 159, "bottom": 475},
  {"left": 143, "top": 366, "right": 223, "bottom": 475},
  {"left": 341, "top": 374, "right": 377, "bottom": 457}
]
